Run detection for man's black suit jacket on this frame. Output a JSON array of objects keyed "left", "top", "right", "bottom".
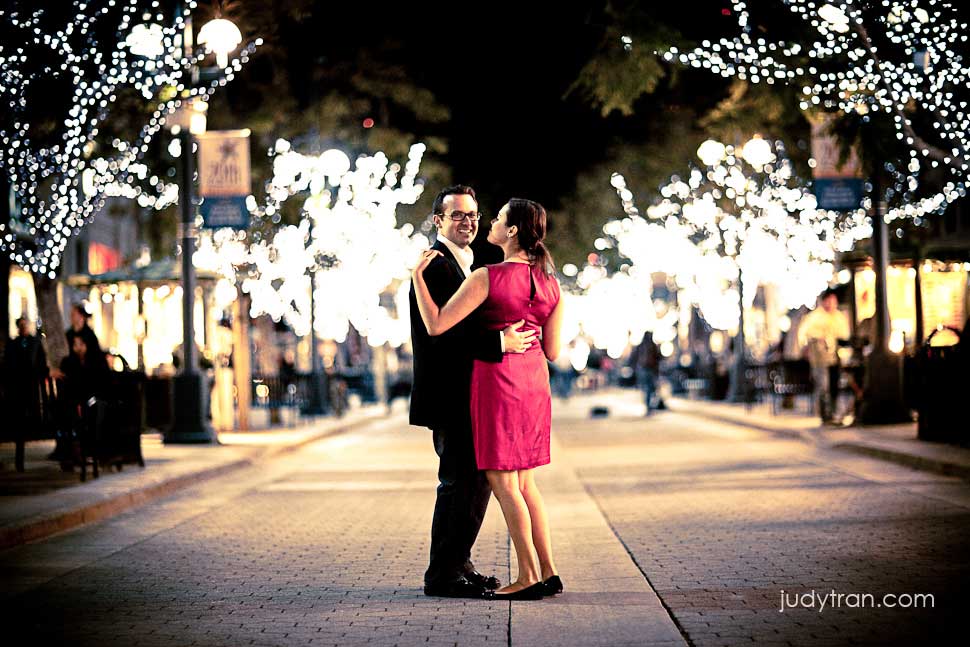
[{"left": 409, "top": 240, "right": 502, "bottom": 430}]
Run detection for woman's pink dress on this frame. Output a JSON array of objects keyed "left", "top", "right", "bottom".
[{"left": 470, "top": 262, "right": 561, "bottom": 471}]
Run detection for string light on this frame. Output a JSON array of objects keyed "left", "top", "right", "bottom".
[
  {"left": 0, "top": 1, "right": 261, "bottom": 277},
  {"left": 656, "top": 0, "right": 970, "bottom": 223}
]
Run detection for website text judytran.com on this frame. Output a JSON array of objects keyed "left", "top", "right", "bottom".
[{"left": 779, "top": 589, "right": 935, "bottom": 613}]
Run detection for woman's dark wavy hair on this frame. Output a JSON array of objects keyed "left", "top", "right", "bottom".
[{"left": 505, "top": 198, "right": 554, "bottom": 275}]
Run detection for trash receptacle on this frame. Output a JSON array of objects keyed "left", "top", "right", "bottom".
[{"left": 913, "top": 327, "right": 965, "bottom": 444}]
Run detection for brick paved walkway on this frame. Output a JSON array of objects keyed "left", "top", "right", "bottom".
[
  {"left": 2, "top": 391, "right": 966, "bottom": 646},
  {"left": 554, "top": 390, "right": 970, "bottom": 647},
  {"left": 0, "top": 412, "right": 682, "bottom": 646}
]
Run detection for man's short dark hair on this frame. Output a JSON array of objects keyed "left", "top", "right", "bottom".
[
  {"left": 15, "top": 316, "right": 27, "bottom": 327},
  {"left": 822, "top": 287, "right": 839, "bottom": 300},
  {"left": 431, "top": 184, "right": 477, "bottom": 215}
]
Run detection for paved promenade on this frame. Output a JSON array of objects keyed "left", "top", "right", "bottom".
[{"left": 1, "top": 390, "right": 966, "bottom": 646}]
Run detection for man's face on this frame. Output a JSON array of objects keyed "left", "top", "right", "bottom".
[
  {"left": 434, "top": 193, "right": 479, "bottom": 248},
  {"left": 16, "top": 319, "right": 30, "bottom": 337},
  {"left": 70, "top": 308, "right": 85, "bottom": 330},
  {"left": 821, "top": 294, "right": 838, "bottom": 313}
]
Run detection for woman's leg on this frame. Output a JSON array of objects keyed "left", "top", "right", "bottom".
[
  {"left": 518, "top": 469, "right": 557, "bottom": 580},
  {"left": 486, "top": 469, "right": 541, "bottom": 592}
]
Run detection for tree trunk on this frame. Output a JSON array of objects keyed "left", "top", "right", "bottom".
[
  {"left": 232, "top": 291, "right": 251, "bottom": 431},
  {"left": 0, "top": 260, "right": 8, "bottom": 365},
  {"left": 0, "top": 176, "right": 9, "bottom": 361},
  {"left": 34, "top": 273, "right": 68, "bottom": 370}
]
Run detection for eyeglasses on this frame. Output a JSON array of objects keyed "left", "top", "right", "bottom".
[{"left": 438, "top": 210, "right": 481, "bottom": 222}]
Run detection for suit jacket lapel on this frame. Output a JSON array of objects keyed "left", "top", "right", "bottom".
[{"left": 432, "top": 239, "right": 466, "bottom": 279}]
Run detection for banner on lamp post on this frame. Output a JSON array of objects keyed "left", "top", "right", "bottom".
[
  {"left": 809, "top": 115, "right": 865, "bottom": 211},
  {"left": 197, "top": 129, "right": 251, "bottom": 230}
]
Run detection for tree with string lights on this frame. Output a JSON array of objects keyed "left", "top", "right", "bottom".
[
  {"left": 606, "top": 136, "right": 866, "bottom": 401},
  {"left": 659, "top": 0, "right": 962, "bottom": 420},
  {"left": 0, "top": 0, "right": 258, "bottom": 360},
  {"left": 197, "top": 140, "right": 429, "bottom": 346},
  {"left": 659, "top": 0, "right": 968, "bottom": 222},
  {"left": 194, "top": 140, "right": 429, "bottom": 412}
]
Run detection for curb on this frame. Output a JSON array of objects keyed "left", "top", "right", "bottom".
[
  {"left": 665, "top": 400, "right": 812, "bottom": 440},
  {"left": 830, "top": 441, "right": 970, "bottom": 481},
  {"left": 668, "top": 402, "right": 970, "bottom": 482},
  {"left": 0, "top": 413, "right": 384, "bottom": 551}
]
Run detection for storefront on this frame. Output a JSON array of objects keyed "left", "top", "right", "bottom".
[
  {"left": 6, "top": 266, "right": 38, "bottom": 338},
  {"left": 847, "top": 257, "right": 969, "bottom": 351},
  {"left": 67, "top": 258, "right": 228, "bottom": 374}
]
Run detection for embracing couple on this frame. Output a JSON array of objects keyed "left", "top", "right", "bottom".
[{"left": 409, "top": 185, "right": 564, "bottom": 601}]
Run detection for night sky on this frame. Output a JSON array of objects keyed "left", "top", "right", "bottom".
[{"left": 288, "top": 2, "right": 620, "bottom": 212}]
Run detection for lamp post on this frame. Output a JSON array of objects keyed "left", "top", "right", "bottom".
[
  {"left": 165, "top": 7, "right": 240, "bottom": 443},
  {"left": 302, "top": 266, "right": 328, "bottom": 415},
  {"left": 167, "top": 117, "right": 216, "bottom": 443}
]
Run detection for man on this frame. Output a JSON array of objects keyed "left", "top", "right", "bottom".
[
  {"left": 3, "top": 317, "right": 49, "bottom": 469},
  {"left": 631, "top": 332, "right": 661, "bottom": 416},
  {"left": 409, "top": 185, "right": 536, "bottom": 599},
  {"left": 797, "top": 287, "right": 850, "bottom": 424}
]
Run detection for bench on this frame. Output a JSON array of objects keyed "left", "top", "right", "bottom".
[
  {"left": 1, "top": 371, "right": 145, "bottom": 481},
  {"left": 767, "top": 360, "right": 816, "bottom": 416},
  {"left": 0, "top": 375, "right": 61, "bottom": 472},
  {"left": 683, "top": 378, "right": 709, "bottom": 400}
]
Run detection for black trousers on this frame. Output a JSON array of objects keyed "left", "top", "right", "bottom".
[{"left": 424, "top": 423, "right": 492, "bottom": 586}]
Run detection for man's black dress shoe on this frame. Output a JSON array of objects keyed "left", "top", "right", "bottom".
[
  {"left": 541, "top": 575, "right": 563, "bottom": 596},
  {"left": 493, "top": 582, "right": 545, "bottom": 601},
  {"left": 464, "top": 570, "right": 501, "bottom": 590},
  {"left": 424, "top": 576, "right": 494, "bottom": 599}
]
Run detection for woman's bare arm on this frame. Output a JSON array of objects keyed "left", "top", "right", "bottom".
[
  {"left": 412, "top": 252, "right": 489, "bottom": 336},
  {"left": 541, "top": 292, "right": 564, "bottom": 361}
]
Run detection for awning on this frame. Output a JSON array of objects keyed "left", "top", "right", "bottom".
[{"left": 67, "top": 257, "right": 222, "bottom": 288}]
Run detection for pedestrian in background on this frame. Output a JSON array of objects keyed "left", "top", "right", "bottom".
[
  {"left": 59, "top": 333, "right": 110, "bottom": 444},
  {"left": 3, "top": 317, "right": 49, "bottom": 467},
  {"left": 797, "top": 287, "right": 850, "bottom": 424},
  {"left": 65, "top": 303, "right": 104, "bottom": 366},
  {"left": 550, "top": 344, "right": 576, "bottom": 400},
  {"left": 49, "top": 305, "right": 105, "bottom": 459},
  {"left": 631, "top": 332, "right": 662, "bottom": 416}
]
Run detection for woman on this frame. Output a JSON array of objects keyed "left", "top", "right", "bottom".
[
  {"left": 412, "top": 198, "right": 564, "bottom": 600},
  {"left": 60, "top": 334, "right": 109, "bottom": 417}
]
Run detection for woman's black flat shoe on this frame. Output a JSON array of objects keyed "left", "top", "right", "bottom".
[
  {"left": 541, "top": 575, "right": 563, "bottom": 596},
  {"left": 494, "top": 582, "right": 545, "bottom": 600}
]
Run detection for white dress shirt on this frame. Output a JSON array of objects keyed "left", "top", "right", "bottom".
[
  {"left": 434, "top": 234, "right": 505, "bottom": 351},
  {"left": 436, "top": 234, "right": 475, "bottom": 278}
]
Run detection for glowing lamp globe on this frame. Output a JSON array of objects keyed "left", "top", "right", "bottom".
[{"left": 198, "top": 18, "right": 242, "bottom": 68}]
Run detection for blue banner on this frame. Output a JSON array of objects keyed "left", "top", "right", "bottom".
[
  {"left": 813, "top": 178, "right": 865, "bottom": 211},
  {"left": 201, "top": 196, "right": 250, "bottom": 230}
]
